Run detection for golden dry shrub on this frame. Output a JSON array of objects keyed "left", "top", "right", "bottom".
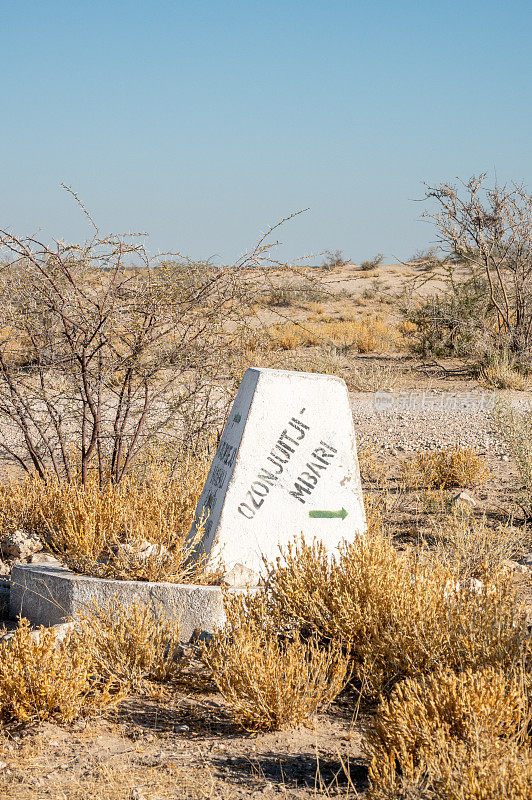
[
  {"left": 0, "top": 442, "right": 215, "bottom": 583},
  {"left": 401, "top": 446, "right": 490, "bottom": 489},
  {"left": 0, "top": 619, "right": 121, "bottom": 724},
  {"left": 479, "top": 352, "right": 532, "bottom": 391},
  {"left": 267, "top": 315, "right": 405, "bottom": 354},
  {"left": 267, "top": 322, "right": 322, "bottom": 350},
  {"left": 265, "top": 534, "right": 527, "bottom": 699},
  {"left": 75, "top": 598, "right": 185, "bottom": 689},
  {"left": 201, "top": 593, "right": 350, "bottom": 731},
  {"left": 493, "top": 401, "right": 532, "bottom": 519},
  {"left": 428, "top": 511, "right": 532, "bottom": 578},
  {"left": 365, "top": 667, "right": 532, "bottom": 800}
]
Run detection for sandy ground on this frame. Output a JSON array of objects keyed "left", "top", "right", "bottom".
[
  {"left": 0, "top": 690, "right": 368, "bottom": 799},
  {"left": 0, "top": 263, "right": 531, "bottom": 798}
]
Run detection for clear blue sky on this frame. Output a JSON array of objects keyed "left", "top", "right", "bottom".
[{"left": 1, "top": 1, "right": 531, "bottom": 265}]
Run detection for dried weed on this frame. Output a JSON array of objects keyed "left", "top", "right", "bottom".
[
  {"left": 401, "top": 447, "right": 490, "bottom": 489},
  {"left": 0, "top": 619, "right": 122, "bottom": 724},
  {"left": 202, "top": 592, "right": 350, "bottom": 731},
  {"left": 366, "top": 667, "right": 532, "bottom": 799},
  {"left": 264, "top": 532, "right": 527, "bottom": 699}
]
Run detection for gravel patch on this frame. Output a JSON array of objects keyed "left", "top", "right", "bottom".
[{"left": 349, "top": 391, "right": 531, "bottom": 458}]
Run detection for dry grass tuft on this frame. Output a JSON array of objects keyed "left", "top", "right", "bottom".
[
  {"left": 365, "top": 667, "right": 532, "bottom": 799},
  {"left": 427, "top": 510, "right": 532, "bottom": 578},
  {"left": 479, "top": 352, "right": 532, "bottom": 390},
  {"left": 202, "top": 592, "right": 350, "bottom": 731},
  {"left": 493, "top": 401, "right": 532, "bottom": 518},
  {"left": 0, "top": 443, "right": 216, "bottom": 583},
  {"left": 349, "top": 361, "right": 400, "bottom": 392},
  {"left": 267, "top": 322, "right": 321, "bottom": 349},
  {"left": 263, "top": 532, "right": 527, "bottom": 700},
  {"left": 401, "top": 446, "right": 490, "bottom": 489},
  {"left": 268, "top": 315, "right": 406, "bottom": 354},
  {"left": 75, "top": 597, "right": 185, "bottom": 690},
  {"left": 0, "top": 618, "right": 121, "bottom": 724}
]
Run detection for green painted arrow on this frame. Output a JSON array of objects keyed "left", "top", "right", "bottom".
[{"left": 309, "top": 508, "right": 348, "bottom": 520}]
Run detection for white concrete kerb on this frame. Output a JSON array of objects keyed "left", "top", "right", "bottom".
[{"left": 10, "top": 563, "right": 247, "bottom": 641}]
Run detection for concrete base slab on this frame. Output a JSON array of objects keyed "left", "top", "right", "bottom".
[{"left": 10, "top": 564, "right": 243, "bottom": 641}]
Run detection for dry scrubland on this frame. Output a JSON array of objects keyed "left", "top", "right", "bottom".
[{"left": 0, "top": 177, "right": 531, "bottom": 798}]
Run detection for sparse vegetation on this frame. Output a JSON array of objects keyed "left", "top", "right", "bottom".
[
  {"left": 202, "top": 592, "right": 350, "bottom": 731},
  {"left": 479, "top": 350, "right": 532, "bottom": 390},
  {"left": 366, "top": 667, "right": 532, "bottom": 799},
  {"left": 427, "top": 511, "right": 532, "bottom": 578},
  {"left": 268, "top": 314, "right": 406, "bottom": 354},
  {"left": 349, "top": 360, "right": 400, "bottom": 392},
  {"left": 407, "top": 246, "right": 443, "bottom": 267},
  {"left": 493, "top": 401, "right": 532, "bottom": 518},
  {"left": 0, "top": 441, "right": 216, "bottom": 582},
  {"left": 0, "top": 210, "right": 298, "bottom": 485},
  {"left": 401, "top": 447, "right": 490, "bottom": 489},
  {"left": 0, "top": 618, "right": 121, "bottom": 724},
  {"left": 0, "top": 187, "right": 530, "bottom": 798},
  {"left": 258, "top": 530, "right": 527, "bottom": 700},
  {"left": 321, "top": 249, "right": 349, "bottom": 269},
  {"left": 259, "top": 280, "right": 331, "bottom": 308},
  {"left": 360, "top": 253, "right": 384, "bottom": 271},
  {"left": 75, "top": 598, "right": 185, "bottom": 689},
  {"left": 405, "top": 174, "right": 532, "bottom": 370}
]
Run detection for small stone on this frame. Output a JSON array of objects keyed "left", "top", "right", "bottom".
[
  {"left": 520, "top": 553, "right": 532, "bottom": 567},
  {"left": 118, "top": 541, "right": 168, "bottom": 561},
  {"left": 3, "top": 621, "right": 74, "bottom": 648},
  {"left": 222, "top": 563, "right": 260, "bottom": 588},
  {"left": 0, "top": 530, "right": 42, "bottom": 561},
  {"left": 175, "top": 724, "right": 189, "bottom": 733},
  {"left": 503, "top": 559, "right": 529, "bottom": 576},
  {"left": 451, "top": 491, "right": 477, "bottom": 508},
  {"left": 0, "top": 762, "right": 7, "bottom": 771},
  {"left": 30, "top": 552, "right": 62, "bottom": 566},
  {"left": 460, "top": 578, "right": 483, "bottom": 593}
]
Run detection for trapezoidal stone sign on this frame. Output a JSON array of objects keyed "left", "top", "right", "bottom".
[{"left": 190, "top": 367, "right": 366, "bottom": 576}]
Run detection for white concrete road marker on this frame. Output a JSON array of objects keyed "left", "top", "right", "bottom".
[{"left": 190, "top": 368, "right": 366, "bottom": 576}]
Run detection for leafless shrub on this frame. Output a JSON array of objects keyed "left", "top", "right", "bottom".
[
  {"left": 0, "top": 199, "right": 301, "bottom": 484},
  {"left": 406, "top": 246, "right": 443, "bottom": 268},
  {"left": 408, "top": 174, "right": 532, "bottom": 363},
  {"left": 360, "top": 253, "right": 384, "bottom": 271},
  {"left": 322, "top": 249, "right": 349, "bottom": 269}
]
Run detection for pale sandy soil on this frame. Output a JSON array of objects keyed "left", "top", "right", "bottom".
[{"left": 0, "top": 263, "right": 531, "bottom": 799}]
